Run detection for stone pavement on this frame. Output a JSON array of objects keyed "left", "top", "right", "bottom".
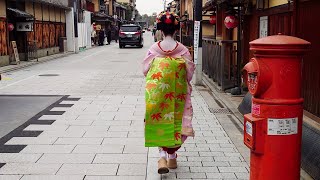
[{"left": 0, "top": 33, "right": 249, "bottom": 179}]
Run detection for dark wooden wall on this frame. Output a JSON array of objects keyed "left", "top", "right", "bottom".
[
  {"left": 243, "top": 1, "right": 320, "bottom": 117},
  {"left": 296, "top": 0, "right": 320, "bottom": 117},
  {"left": 268, "top": 12, "right": 293, "bottom": 35},
  {"left": 27, "top": 21, "right": 66, "bottom": 49}
]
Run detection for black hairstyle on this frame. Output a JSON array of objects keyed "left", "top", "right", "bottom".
[{"left": 156, "top": 11, "right": 180, "bottom": 36}]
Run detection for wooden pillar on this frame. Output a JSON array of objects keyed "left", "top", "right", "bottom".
[{"left": 216, "top": 5, "right": 222, "bottom": 40}]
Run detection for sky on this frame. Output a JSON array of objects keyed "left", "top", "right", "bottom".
[{"left": 136, "top": 0, "right": 166, "bottom": 15}]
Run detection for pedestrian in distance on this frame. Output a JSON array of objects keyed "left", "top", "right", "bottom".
[
  {"left": 152, "top": 27, "right": 156, "bottom": 36},
  {"left": 91, "top": 29, "right": 97, "bottom": 46},
  {"left": 98, "top": 29, "right": 105, "bottom": 46},
  {"left": 106, "top": 26, "right": 112, "bottom": 45},
  {"left": 114, "top": 25, "right": 119, "bottom": 43},
  {"left": 142, "top": 11, "right": 195, "bottom": 175}
]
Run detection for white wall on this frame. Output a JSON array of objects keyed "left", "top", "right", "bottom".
[
  {"left": 66, "top": 8, "right": 75, "bottom": 52},
  {"left": 78, "top": 11, "right": 92, "bottom": 49}
]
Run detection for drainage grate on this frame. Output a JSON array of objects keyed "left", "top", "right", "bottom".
[
  {"left": 38, "top": 74, "right": 59, "bottom": 77},
  {"left": 209, "top": 108, "right": 232, "bottom": 114}
]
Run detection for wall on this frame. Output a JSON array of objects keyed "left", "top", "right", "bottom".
[
  {"left": 66, "top": 8, "right": 75, "bottom": 52},
  {"left": 25, "top": 2, "right": 34, "bottom": 15},
  {"left": 0, "top": 0, "right": 5, "bottom": 17},
  {"left": 49, "top": 7, "right": 55, "bottom": 21},
  {"left": 186, "top": 0, "right": 193, "bottom": 20},
  {"left": 202, "top": 23, "right": 214, "bottom": 37},
  {"left": 55, "top": 8, "right": 61, "bottom": 22},
  {"left": 117, "top": 0, "right": 130, "bottom": 3},
  {"left": 269, "top": 0, "right": 288, "bottom": 7},
  {"left": 34, "top": 3, "right": 42, "bottom": 20},
  {"left": 61, "top": 10, "right": 66, "bottom": 22},
  {"left": 42, "top": 5, "right": 50, "bottom": 21},
  {"left": 78, "top": 11, "right": 92, "bottom": 49},
  {"left": 93, "top": 0, "right": 99, "bottom": 12}
]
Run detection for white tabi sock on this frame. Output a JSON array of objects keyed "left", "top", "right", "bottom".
[
  {"left": 168, "top": 153, "right": 177, "bottom": 159},
  {"left": 159, "top": 150, "right": 167, "bottom": 159}
]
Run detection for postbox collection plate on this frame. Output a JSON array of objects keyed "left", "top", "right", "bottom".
[{"left": 267, "top": 117, "right": 298, "bottom": 135}]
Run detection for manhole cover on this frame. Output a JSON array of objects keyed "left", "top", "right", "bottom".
[
  {"left": 209, "top": 108, "right": 232, "bottom": 114},
  {"left": 38, "top": 74, "right": 59, "bottom": 77}
]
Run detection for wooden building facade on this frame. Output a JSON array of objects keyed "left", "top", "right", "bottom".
[{"left": 0, "top": 0, "right": 69, "bottom": 66}]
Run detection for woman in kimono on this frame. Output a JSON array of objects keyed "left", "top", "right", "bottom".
[{"left": 142, "top": 11, "right": 195, "bottom": 174}]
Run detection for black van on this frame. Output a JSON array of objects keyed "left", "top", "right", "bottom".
[{"left": 119, "top": 24, "right": 144, "bottom": 48}]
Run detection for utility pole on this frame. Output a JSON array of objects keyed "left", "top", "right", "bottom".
[{"left": 194, "top": 0, "right": 203, "bottom": 85}]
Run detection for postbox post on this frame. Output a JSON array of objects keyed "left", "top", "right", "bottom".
[{"left": 242, "top": 34, "right": 310, "bottom": 180}]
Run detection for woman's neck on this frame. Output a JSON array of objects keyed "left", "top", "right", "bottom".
[
  {"left": 159, "top": 35, "right": 177, "bottom": 52},
  {"left": 162, "top": 35, "right": 175, "bottom": 42}
]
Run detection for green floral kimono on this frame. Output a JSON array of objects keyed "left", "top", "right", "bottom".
[{"left": 145, "top": 56, "right": 188, "bottom": 147}]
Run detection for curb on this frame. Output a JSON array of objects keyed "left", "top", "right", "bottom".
[{"left": 0, "top": 52, "right": 74, "bottom": 74}]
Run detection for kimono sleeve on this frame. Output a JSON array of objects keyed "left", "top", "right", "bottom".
[
  {"left": 142, "top": 50, "right": 155, "bottom": 76},
  {"left": 182, "top": 50, "right": 195, "bottom": 82}
]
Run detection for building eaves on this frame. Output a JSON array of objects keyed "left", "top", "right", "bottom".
[
  {"left": 25, "top": 0, "right": 70, "bottom": 9},
  {"left": 203, "top": 0, "right": 238, "bottom": 11}
]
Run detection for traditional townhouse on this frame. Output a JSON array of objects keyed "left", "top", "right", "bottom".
[{"left": 0, "top": 0, "right": 70, "bottom": 66}]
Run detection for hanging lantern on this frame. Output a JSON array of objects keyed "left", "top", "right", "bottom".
[
  {"left": 8, "top": 23, "right": 14, "bottom": 31},
  {"left": 224, "top": 15, "right": 238, "bottom": 29},
  {"left": 209, "top": 15, "right": 216, "bottom": 24}
]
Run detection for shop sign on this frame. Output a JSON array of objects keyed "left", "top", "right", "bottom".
[{"left": 16, "top": 22, "right": 33, "bottom": 32}]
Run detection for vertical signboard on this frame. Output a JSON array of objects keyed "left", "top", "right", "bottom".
[
  {"left": 11, "top": 41, "right": 20, "bottom": 65},
  {"left": 259, "top": 16, "right": 268, "bottom": 38},
  {"left": 193, "top": 20, "right": 200, "bottom": 65}
]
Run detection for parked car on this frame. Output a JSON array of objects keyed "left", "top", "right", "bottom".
[{"left": 119, "top": 24, "right": 144, "bottom": 48}]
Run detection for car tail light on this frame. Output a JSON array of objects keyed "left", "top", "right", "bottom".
[
  {"left": 119, "top": 30, "right": 125, "bottom": 35},
  {"left": 119, "top": 30, "right": 126, "bottom": 37},
  {"left": 134, "top": 31, "right": 141, "bottom": 35}
]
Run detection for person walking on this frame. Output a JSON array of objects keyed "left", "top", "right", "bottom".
[
  {"left": 142, "top": 11, "right": 195, "bottom": 174},
  {"left": 114, "top": 25, "right": 119, "bottom": 43},
  {"left": 106, "top": 26, "right": 112, "bottom": 45},
  {"left": 98, "top": 29, "right": 105, "bottom": 46},
  {"left": 91, "top": 29, "right": 97, "bottom": 46}
]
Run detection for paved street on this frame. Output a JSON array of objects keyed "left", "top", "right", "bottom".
[{"left": 0, "top": 32, "right": 249, "bottom": 180}]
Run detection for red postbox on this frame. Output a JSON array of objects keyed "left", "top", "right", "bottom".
[{"left": 243, "top": 34, "right": 310, "bottom": 180}]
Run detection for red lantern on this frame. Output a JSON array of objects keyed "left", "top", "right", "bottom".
[
  {"left": 8, "top": 23, "right": 14, "bottom": 31},
  {"left": 224, "top": 15, "right": 238, "bottom": 29},
  {"left": 209, "top": 15, "right": 216, "bottom": 24}
]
